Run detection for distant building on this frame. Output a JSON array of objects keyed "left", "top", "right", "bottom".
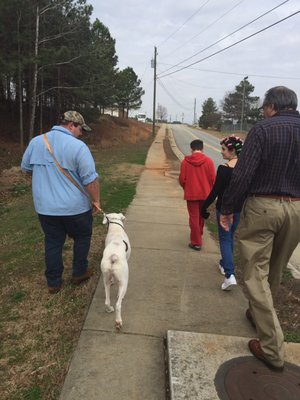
[{"left": 103, "top": 108, "right": 128, "bottom": 118}]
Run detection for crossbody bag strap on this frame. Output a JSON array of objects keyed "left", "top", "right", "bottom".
[{"left": 43, "top": 133, "right": 89, "bottom": 198}]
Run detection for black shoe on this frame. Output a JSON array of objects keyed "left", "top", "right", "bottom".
[{"left": 188, "top": 243, "right": 201, "bottom": 251}]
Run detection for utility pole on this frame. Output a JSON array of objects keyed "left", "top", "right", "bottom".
[
  {"left": 240, "top": 76, "right": 248, "bottom": 131},
  {"left": 151, "top": 46, "right": 157, "bottom": 137},
  {"left": 193, "top": 98, "right": 197, "bottom": 125}
]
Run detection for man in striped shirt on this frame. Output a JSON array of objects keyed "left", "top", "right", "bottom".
[{"left": 220, "top": 86, "right": 300, "bottom": 372}]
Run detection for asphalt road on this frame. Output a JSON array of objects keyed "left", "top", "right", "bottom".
[{"left": 171, "top": 124, "right": 223, "bottom": 168}]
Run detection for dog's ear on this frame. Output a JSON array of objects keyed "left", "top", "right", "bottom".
[
  {"left": 119, "top": 213, "right": 126, "bottom": 221},
  {"left": 102, "top": 215, "right": 108, "bottom": 225}
]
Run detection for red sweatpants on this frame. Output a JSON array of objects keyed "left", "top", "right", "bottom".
[{"left": 187, "top": 200, "right": 205, "bottom": 247}]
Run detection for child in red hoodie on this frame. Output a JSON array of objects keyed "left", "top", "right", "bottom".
[{"left": 179, "top": 139, "right": 215, "bottom": 250}]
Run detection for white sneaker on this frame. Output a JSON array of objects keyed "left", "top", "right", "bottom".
[
  {"left": 221, "top": 274, "right": 237, "bottom": 291},
  {"left": 218, "top": 263, "right": 225, "bottom": 275}
]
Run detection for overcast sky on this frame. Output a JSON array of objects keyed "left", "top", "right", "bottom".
[{"left": 88, "top": 0, "right": 300, "bottom": 123}]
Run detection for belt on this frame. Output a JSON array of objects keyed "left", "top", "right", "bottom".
[{"left": 249, "top": 194, "right": 300, "bottom": 201}]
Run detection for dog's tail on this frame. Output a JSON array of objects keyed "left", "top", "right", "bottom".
[{"left": 110, "top": 254, "right": 119, "bottom": 264}]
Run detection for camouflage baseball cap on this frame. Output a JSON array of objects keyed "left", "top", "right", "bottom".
[{"left": 63, "top": 111, "right": 91, "bottom": 132}]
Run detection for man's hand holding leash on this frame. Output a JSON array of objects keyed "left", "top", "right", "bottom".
[
  {"left": 85, "top": 178, "right": 101, "bottom": 216},
  {"left": 92, "top": 202, "right": 102, "bottom": 216}
]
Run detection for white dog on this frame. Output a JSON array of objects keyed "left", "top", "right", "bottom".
[{"left": 100, "top": 213, "right": 131, "bottom": 330}]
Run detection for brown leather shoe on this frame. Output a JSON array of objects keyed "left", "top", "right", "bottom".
[
  {"left": 246, "top": 309, "right": 256, "bottom": 329},
  {"left": 248, "top": 339, "right": 284, "bottom": 372},
  {"left": 71, "top": 269, "right": 92, "bottom": 285},
  {"left": 48, "top": 286, "right": 61, "bottom": 294}
]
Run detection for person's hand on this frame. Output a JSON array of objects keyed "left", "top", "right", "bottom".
[
  {"left": 92, "top": 201, "right": 102, "bottom": 216},
  {"left": 220, "top": 214, "right": 233, "bottom": 231},
  {"left": 201, "top": 208, "right": 210, "bottom": 219}
]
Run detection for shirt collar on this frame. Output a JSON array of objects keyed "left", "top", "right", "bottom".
[
  {"left": 51, "top": 125, "right": 74, "bottom": 136},
  {"left": 275, "top": 110, "right": 300, "bottom": 117}
]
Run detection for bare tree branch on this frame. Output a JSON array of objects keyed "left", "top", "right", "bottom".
[
  {"left": 39, "top": 29, "right": 77, "bottom": 44},
  {"left": 37, "top": 86, "right": 81, "bottom": 97},
  {"left": 40, "top": 0, "right": 68, "bottom": 16},
  {"left": 37, "top": 82, "right": 107, "bottom": 97},
  {"left": 38, "top": 55, "right": 82, "bottom": 72}
]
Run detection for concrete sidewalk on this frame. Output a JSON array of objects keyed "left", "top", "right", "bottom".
[{"left": 59, "top": 126, "right": 300, "bottom": 400}]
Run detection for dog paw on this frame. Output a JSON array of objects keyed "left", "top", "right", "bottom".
[
  {"left": 115, "top": 321, "right": 122, "bottom": 330},
  {"left": 105, "top": 305, "right": 114, "bottom": 313}
]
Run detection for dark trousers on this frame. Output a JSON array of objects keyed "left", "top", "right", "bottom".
[{"left": 38, "top": 210, "right": 93, "bottom": 287}]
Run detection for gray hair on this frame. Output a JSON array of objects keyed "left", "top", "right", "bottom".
[{"left": 262, "top": 86, "right": 298, "bottom": 111}]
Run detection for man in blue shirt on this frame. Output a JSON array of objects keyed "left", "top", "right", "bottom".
[{"left": 21, "top": 111, "right": 101, "bottom": 294}]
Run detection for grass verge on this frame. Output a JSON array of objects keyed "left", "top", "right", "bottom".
[{"left": 0, "top": 138, "right": 153, "bottom": 400}]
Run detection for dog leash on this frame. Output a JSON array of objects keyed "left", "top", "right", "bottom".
[{"left": 43, "top": 133, "right": 88, "bottom": 197}]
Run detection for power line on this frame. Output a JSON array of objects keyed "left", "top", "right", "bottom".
[
  {"left": 158, "top": 9, "right": 300, "bottom": 79},
  {"left": 160, "top": 0, "right": 290, "bottom": 76},
  {"left": 157, "top": 0, "right": 211, "bottom": 48},
  {"left": 157, "top": 78, "right": 191, "bottom": 110},
  {"left": 158, "top": 63, "right": 300, "bottom": 81},
  {"left": 164, "top": 0, "right": 246, "bottom": 59}
]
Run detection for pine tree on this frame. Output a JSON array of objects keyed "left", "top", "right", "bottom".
[
  {"left": 221, "top": 79, "right": 260, "bottom": 127},
  {"left": 199, "top": 97, "right": 221, "bottom": 129},
  {"left": 114, "top": 67, "right": 145, "bottom": 117}
]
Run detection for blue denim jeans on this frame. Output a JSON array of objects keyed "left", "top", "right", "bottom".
[
  {"left": 216, "top": 210, "right": 240, "bottom": 278},
  {"left": 38, "top": 210, "right": 93, "bottom": 287}
]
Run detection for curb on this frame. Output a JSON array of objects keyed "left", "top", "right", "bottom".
[{"left": 167, "top": 127, "right": 185, "bottom": 162}]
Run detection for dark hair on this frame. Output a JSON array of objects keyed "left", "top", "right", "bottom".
[
  {"left": 190, "top": 139, "right": 203, "bottom": 151},
  {"left": 59, "top": 117, "right": 70, "bottom": 125},
  {"left": 262, "top": 86, "right": 298, "bottom": 111},
  {"left": 220, "top": 135, "right": 243, "bottom": 156}
]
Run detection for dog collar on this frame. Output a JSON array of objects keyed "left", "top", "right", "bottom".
[{"left": 107, "top": 220, "right": 125, "bottom": 230}]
